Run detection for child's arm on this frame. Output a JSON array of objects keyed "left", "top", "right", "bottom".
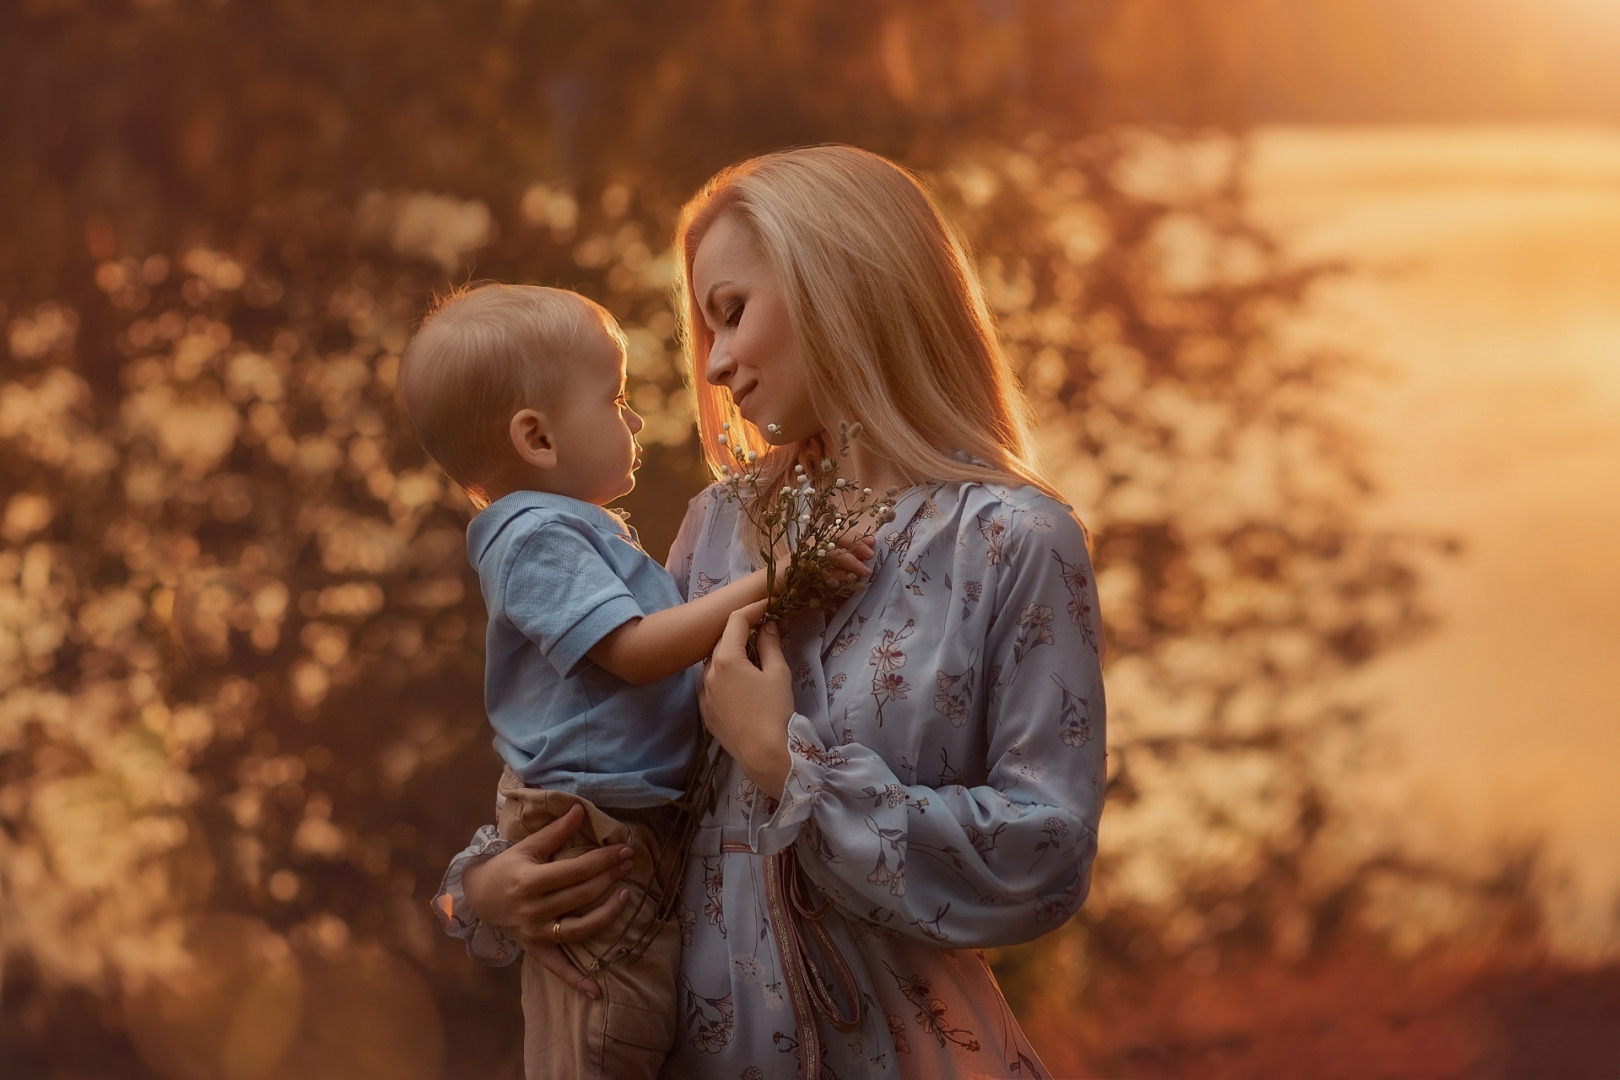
[
  {"left": 587, "top": 570, "right": 770, "bottom": 685},
  {"left": 588, "top": 543, "right": 871, "bottom": 685}
]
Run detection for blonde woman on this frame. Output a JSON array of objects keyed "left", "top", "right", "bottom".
[{"left": 439, "top": 145, "right": 1106, "bottom": 1079}]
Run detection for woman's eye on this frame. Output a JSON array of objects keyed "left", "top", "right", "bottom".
[{"left": 724, "top": 303, "right": 744, "bottom": 327}]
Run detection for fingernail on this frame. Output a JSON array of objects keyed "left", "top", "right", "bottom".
[{"left": 619, "top": 846, "right": 634, "bottom": 859}]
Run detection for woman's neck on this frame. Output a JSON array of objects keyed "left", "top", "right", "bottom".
[{"left": 826, "top": 429, "right": 909, "bottom": 495}]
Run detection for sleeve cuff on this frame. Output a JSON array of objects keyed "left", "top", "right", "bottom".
[
  {"left": 745, "top": 713, "right": 833, "bottom": 856},
  {"left": 431, "top": 825, "right": 522, "bottom": 967},
  {"left": 548, "top": 595, "right": 646, "bottom": 677}
]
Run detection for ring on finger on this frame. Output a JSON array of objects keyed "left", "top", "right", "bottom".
[{"left": 552, "top": 919, "right": 564, "bottom": 944}]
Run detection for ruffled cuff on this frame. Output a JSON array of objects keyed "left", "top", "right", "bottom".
[
  {"left": 744, "top": 713, "right": 835, "bottom": 856},
  {"left": 431, "top": 824, "right": 522, "bottom": 967}
]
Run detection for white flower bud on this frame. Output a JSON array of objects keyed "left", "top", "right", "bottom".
[
  {"left": 722, "top": 422, "right": 731, "bottom": 431},
  {"left": 862, "top": 487, "right": 872, "bottom": 496},
  {"left": 746, "top": 450, "right": 758, "bottom": 462},
  {"left": 781, "top": 487, "right": 793, "bottom": 496},
  {"left": 717, "top": 433, "right": 728, "bottom": 445}
]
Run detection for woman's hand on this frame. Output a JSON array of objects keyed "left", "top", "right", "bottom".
[
  {"left": 701, "top": 598, "right": 794, "bottom": 798},
  {"left": 460, "top": 804, "right": 633, "bottom": 999}
]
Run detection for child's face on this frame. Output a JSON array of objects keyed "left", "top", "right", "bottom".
[{"left": 544, "top": 325, "right": 643, "bottom": 505}]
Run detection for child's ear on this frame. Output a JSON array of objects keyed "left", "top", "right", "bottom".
[{"left": 509, "top": 409, "right": 557, "bottom": 469}]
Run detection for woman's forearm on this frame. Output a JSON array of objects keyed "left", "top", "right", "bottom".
[
  {"left": 748, "top": 714, "right": 1099, "bottom": 950},
  {"left": 736, "top": 728, "right": 791, "bottom": 798}
]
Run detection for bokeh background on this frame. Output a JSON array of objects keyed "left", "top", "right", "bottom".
[{"left": 3, "top": 2, "right": 1617, "bottom": 1077}]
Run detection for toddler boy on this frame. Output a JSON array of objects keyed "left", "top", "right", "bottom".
[{"left": 399, "top": 284, "right": 865, "bottom": 1079}]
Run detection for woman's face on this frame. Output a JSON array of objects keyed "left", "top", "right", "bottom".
[{"left": 691, "top": 211, "right": 820, "bottom": 443}]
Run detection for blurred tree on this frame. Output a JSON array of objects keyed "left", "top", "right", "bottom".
[{"left": 0, "top": 1, "right": 1478, "bottom": 1075}]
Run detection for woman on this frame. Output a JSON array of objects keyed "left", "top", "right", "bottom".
[{"left": 439, "top": 145, "right": 1105, "bottom": 1078}]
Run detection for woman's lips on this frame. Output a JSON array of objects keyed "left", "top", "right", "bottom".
[{"left": 731, "top": 384, "right": 755, "bottom": 411}]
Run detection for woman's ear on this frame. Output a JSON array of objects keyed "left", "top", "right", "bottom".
[{"left": 509, "top": 409, "right": 557, "bottom": 469}]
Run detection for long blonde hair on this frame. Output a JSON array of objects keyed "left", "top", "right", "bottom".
[{"left": 674, "top": 145, "right": 1061, "bottom": 510}]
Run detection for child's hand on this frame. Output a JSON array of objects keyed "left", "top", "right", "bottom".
[
  {"left": 839, "top": 532, "right": 878, "bottom": 566},
  {"left": 820, "top": 534, "right": 875, "bottom": 588},
  {"left": 771, "top": 534, "right": 874, "bottom": 594}
]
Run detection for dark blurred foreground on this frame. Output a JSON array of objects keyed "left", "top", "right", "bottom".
[
  {"left": 9, "top": 936, "right": 1619, "bottom": 1079},
  {"left": 2, "top": 3, "right": 1617, "bottom": 1077}
]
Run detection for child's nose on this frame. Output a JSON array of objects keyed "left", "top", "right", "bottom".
[{"left": 626, "top": 408, "right": 644, "bottom": 433}]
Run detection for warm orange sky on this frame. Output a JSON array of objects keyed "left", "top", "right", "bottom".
[
  {"left": 1249, "top": 124, "right": 1620, "bottom": 956},
  {"left": 1124, "top": 0, "right": 1620, "bottom": 124}
]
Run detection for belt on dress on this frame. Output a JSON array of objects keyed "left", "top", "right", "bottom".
[{"left": 721, "top": 840, "right": 862, "bottom": 1080}]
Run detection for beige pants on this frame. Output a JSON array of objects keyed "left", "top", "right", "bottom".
[{"left": 496, "top": 768, "right": 684, "bottom": 1080}]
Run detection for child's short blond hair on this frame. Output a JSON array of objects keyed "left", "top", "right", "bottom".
[{"left": 399, "top": 283, "right": 624, "bottom": 501}]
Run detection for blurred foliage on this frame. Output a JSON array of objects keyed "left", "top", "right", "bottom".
[{"left": 0, "top": 1, "right": 1533, "bottom": 1076}]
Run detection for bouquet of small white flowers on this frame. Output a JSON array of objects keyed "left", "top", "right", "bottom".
[
  {"left": 717, "top": 419, "right": 896, "bottom": 653},
  {"left": 682, "top": 420, "right": 897, "bottom": 814}
]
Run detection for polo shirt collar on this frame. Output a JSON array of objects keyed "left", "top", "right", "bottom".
[{"left": 467, "top": 490, "right": 633, "bottom": 563}]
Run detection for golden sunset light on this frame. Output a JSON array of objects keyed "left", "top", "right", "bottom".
[{"left": 2, "top": 3, "right": 1616, "bottom": 1078}]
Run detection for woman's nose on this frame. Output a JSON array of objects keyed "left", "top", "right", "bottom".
[
  {"left": 626, "top": 407, "right": 644, "bottom": 433},
  {"left": 705, "top": 338, "right": 735, "bottom": 387}
]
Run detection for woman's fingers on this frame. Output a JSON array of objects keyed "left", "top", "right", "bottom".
[
  {"left": 827, "top": 549, "right": 871, "bottom": 578},
  {"left": 524, "top": 942, "right": 603, "bottom": 999},
  {"left": 752, "top": 618, "right": 788, "bottom": 676},
  {"left": 520, "top": 880, "right": 625, "bottom": 998},
  {"left": 524, "top": 837, "right": 635, "bottom": 887},
  {"left": 714, "top": 599, "right": 769, "bottom": 665},
  {"left": 508, "top": 803, "right": 587, "bottom": 860},
  {"left": 562, "top": 887, "right": 631, "bottom": 938},
  {"left": 832, "top": 528, "right": 877, "bottom": 558},
  {"left": 524, "top": 862, "right": 634, "bottom": 919}
]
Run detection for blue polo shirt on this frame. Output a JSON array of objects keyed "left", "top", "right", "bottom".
[{"left": 467, "top": 491, "right": 699, "bottom": 808}]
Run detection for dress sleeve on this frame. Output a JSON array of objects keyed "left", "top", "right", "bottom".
[
  {"left": 747, "top": 504, "right": 1106, "bottom": 949},
  {"left": 429, "top": 824, "right": 522, "bottom": 966}
]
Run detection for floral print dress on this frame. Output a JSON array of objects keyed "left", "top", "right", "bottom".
[
  {"left": 661, "top": 478, "right": 1105, "bottom": 1079},
  {"left": 436, "top": 477, "right": 1106, "bottom": 1079}
]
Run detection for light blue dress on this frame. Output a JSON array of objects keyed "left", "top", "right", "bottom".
[{"left": 440, "top": 477, "right": 1106, "bottom": 1078}]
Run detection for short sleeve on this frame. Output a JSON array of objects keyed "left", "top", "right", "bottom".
[{"left": 500, "top": 521, "right": 647, "bottom": 677}]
